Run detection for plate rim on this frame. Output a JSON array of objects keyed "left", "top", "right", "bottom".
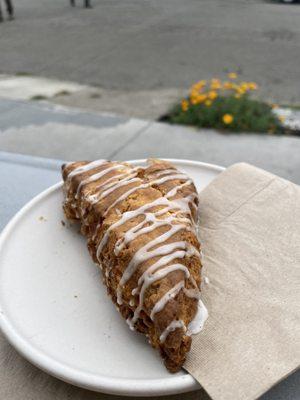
[{"left": 0, "top": 159, "right": 224, "bottom": 396}]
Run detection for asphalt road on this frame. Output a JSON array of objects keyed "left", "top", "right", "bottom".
[{"left": 0, "top": 0, "right": 299, "bottom": 103}]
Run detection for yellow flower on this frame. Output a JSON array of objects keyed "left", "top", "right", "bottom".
[
  {"left": 235, "top": 94, "right": 241, "bottom": 99},
  {"left": 205, "top": 100, "right": 212, "bottom": 106},
  {"left": 190, "top": 89, "right": 199, "bottom": 98},
  {"left": 248, "top": 82, "right": 258, "bottom": 90},
  {"left": 191, "top": 85, "right": 200, "bottom": 93},
  {"left": 200, "top": 94, "right": 208, "bottom": 102},
  {"left": 223, "top": 81, "right": 234, "bottom": 90},
  {"left": 192, "top": 80, "right": 206, "bottom": 92},
  {"left": 208, "top": 90, "right": 218, "bottom": 100},
  {"left": 210, "top": 79, "right": 222, "bottom": 90},
  {"left": 240, "top": 82, "right": 249, "bottom": 91},
  {"left": 190, "top": 93, "right": 207, "bottom": 104},
  {"left": 278, "top": 115, "right": 285, "bottom": 123},
  {"left": 228, "top": 72, "right": 237, "bottom": 79},
  {"left": 236, "top": 86, "right": 246, "bottom": 95},
  {"left": 223, "top": 114, "right": 234, "bottom": 124},
  {"left": 181, "top": 99, "right": 189, "bottom": 112}
]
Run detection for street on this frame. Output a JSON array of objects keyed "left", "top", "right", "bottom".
[{"left": 0, "top": 0, "right": 299, "bottom": 104}]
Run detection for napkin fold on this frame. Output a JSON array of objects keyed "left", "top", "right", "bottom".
[{"left": 184, "top": 163, "right": 300, "bottom": 400}]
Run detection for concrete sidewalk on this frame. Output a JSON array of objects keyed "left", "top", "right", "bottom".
[
  {"left": 0, "top": 74, "right": 184, "bottom": 119},
  {"left": 0, "top": 98, "right": 300, "bottom": 184}
]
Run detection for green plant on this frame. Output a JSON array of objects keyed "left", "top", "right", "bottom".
[
  {"left": 165, "top": 75, "right": 285, "bottom": 134},
  {"left": 90, "top": 92, "right": 101, "bottom": 99},
  {"left": 30, "top": 95, "right": 48, "bottom": 101},
  {"left": 15, "top": 72, "right": 32, "bottom": 76},
  {"left": 54, "top": 90, "right": 71, "bottom": 97}
]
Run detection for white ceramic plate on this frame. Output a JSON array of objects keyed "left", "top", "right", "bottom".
[{"left": 0, "top": 159, "right": 224, "bottom": 397}]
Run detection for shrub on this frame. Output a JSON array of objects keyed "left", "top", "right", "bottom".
[
  {"left": 30, "top": 95, "right": 48, "bottom": 101},
  {"left": 165, "top": 75, "right": 284, "bottom": 134}
]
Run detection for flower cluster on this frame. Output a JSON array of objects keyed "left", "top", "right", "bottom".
[{"left": 181, "top": 73, "right": 258, "bottom": 125}]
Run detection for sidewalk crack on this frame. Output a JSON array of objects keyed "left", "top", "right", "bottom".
[{"left": 108, "top": 120, "right": 152, "bottom": 159}]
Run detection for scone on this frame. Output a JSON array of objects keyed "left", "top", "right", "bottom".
[{"left": 62, "top": 158, "right": 207, "bottom": 372}]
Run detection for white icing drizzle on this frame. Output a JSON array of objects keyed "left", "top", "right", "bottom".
[
  {"left": 135, "top": 250, "right": 188, "bottom": 293},
  {"left": 184, "top": 286, "right": 201, "bottom": 299},
  {"left": 204, "top": 276, "right": 210, "bottom": 285},
  {"left": 159, "top": 299, "right": 208, "bottom": 344},
  {"left": 96, "top": 196, "right": 191, "bottom": 258},
  {"left": 65, "top": 160, "right": 110, "bottom": 217},
  {"left": 67, "top": 160, "right": 107, "bottom": 180},
  {"left": 159, "top": 320, "right": 186, "bottom": 344},
  {"left": 75, "top": 164, "right": 127, "bottom": 199},
  {"left": 158, "top": 300, "right": 208, "bottom": 343},
  {"left": 66, "top": 159, "right": 208, "bottom": 344},
  {"left": 88, "top": 166, "right": 142, "bottom": 204},
  {"left": 186, "top": 299, "right": 208, "bottom": 335},
  {"left": 165, "top": 180, "right": 193, "bottom": 198},
  {"left": 152, "top": 168, "right": 178, "bottom": 178},
  {"left": 126, "top": 318, "right": 136, "bottom": 331},
  {"left": 87, "top": 172, "right": 131, "bottom": 204},
  {"left": 99, "top": 176, "right": 142, "bottom": 201},
  {"left": 127, "top": 243, "right": 201, "bottom": 327},
  {"left": 117, "top": 225, "right": 188, "bottom": 304},
  {"left": 93, "top": 169, "right": 202, "bottom": 320},
  {"left": 150, "top": 281, "right": 185, "bottom": 320},
  {"left": 114, "top": 214, "right": 191, "bottom": 256},
  {"left": 129, "top": 263, "right": 190, "bottom": 328},
  {"left": 103, "top": 173, "right": 190, "bottom": 217}
]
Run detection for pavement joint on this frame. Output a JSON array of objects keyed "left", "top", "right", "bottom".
[{"left": 108, "top": 120, "right": 153, "bottom": 159}]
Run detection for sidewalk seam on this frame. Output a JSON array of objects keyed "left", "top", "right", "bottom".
[{"left": 108, "top": 121, "right": 153, "bottom": 159}]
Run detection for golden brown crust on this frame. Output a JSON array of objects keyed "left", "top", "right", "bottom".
[{"left": 62, "top": 159, "right": 202, "bottom": 371}]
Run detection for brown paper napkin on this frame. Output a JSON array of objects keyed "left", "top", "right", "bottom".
[{"left": 184, "top": 163, "right": 300, "bottom": 400}]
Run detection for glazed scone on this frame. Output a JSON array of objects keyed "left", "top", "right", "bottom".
[{"left": 62, "top": 158, "right": 207, "bottom": 372}]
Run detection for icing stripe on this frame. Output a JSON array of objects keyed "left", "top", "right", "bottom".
[
  {"left": 65, "top": 159, "right": 207, "bottom": 340},
  {"left": 75, "top": 164, "right": 126, "bottom": 198},
  {"left": 68, "top": 160, "right": 107, "bottom": 180},
  {"left": 150, "top": 281, "right": 185, "bottom": 320},
  {"left": 159, "top": 320, "right": 186, "bottom": 343}
]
